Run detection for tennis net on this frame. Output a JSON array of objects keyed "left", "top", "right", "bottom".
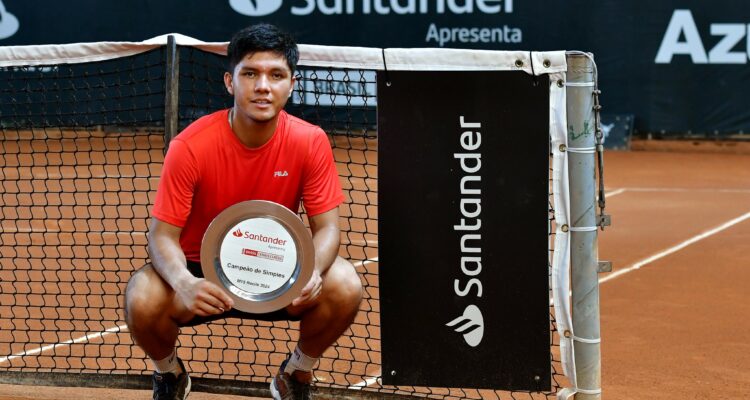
[{"left": 0, "top": 37, "right": 571, "bottom": 399}]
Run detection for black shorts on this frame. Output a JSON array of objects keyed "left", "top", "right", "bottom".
[{"left": 180, "top": 260, "right": 299, "bottom": 327}]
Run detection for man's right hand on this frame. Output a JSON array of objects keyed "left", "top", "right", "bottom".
[
  {"left": 175, "top": 276, "right": 234, "bottom": 317},
  {"left": 147, "top": 218, "right": 234, "bottom": 316}
]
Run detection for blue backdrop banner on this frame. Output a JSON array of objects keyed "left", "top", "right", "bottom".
[{"left": 1, "top": 0, "right": 749, "bottom": 135}]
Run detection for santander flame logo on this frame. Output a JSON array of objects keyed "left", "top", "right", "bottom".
[
  {"left": 229, "top": 0, "right": 283, "bottom": 17},
  {"left": 446, "top": 305, "right": 484, "bottom": 347},
  {"left": 0, "top": 1, "right": 19, "bottom": 40},
  {"left": 232, "top": 228, "right": 243, "bottom": 238}
]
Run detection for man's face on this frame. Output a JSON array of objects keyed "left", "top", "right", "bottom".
[{"left": 224, "top": 51, "right": 295, "bottom": 124}]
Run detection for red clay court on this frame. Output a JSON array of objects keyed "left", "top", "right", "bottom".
[
  {"left": 600, "top": 145, "right": 750, "bottom": 399},
  {"left": 2, "top": 142, "right": 749, "bottom": 399}
]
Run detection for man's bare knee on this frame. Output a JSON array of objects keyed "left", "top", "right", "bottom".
[
  {"left": 324, "top": 257, "right": 363, "bottom": 310},
  {"left": 125, "top": 264, "right": 173, "bottom": 327}
]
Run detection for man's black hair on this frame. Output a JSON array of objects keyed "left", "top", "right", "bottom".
[{"left": 227, "top": 23, "right": 299, "bottom": 74}]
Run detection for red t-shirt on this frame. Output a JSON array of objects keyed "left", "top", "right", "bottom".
[{"left": 152, "top": 109, "right": 344, "bottom": 262}]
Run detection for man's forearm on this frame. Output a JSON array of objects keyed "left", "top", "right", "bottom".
[
  {"left": 311, "top": 224, "right": 340, "bottom": 274},
  {"left": 147, "top": 225, "right": 194, "bottom": 291}
]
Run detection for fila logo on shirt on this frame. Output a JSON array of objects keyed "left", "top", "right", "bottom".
[{"left": 274, "top": 170, "right": 289, "bottom": 178}]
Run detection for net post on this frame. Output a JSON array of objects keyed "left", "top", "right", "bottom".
[
  {"left": 566, "top": 53, "right": 602, "bottom": 399},
  {"left": 164, "top": 34, "right": 180, "bottom": 148}
]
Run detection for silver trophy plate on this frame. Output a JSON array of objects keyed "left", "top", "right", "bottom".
[{"left": 200, "top": 200, "right": 314, "bottom": 314}]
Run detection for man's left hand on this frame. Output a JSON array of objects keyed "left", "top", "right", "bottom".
[{"left": 291, "top": 269, "right": 323, "bottom": 307}]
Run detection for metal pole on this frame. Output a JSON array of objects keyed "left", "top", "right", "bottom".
[
  {"left": 164, "top": 35, "right": 179, "bottom": 149},
  {"left": 566, "top": 53, "right": 602, "bottom": 400}
]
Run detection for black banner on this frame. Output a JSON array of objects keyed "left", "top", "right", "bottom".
[
  {"left": 1, "top": 1, "right": 750, "bottom": 136},
  {"left": 378, "top": 70, "right": 550, "bottom": 390}
]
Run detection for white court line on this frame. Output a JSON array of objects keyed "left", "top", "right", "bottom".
[
  {"left": 0, "top": 324, "right": 127, "bottom": 364},
  {"left": 348, "top": 370, "right": 381, "bottom": 390},
  {"left": 605, "top": 187, "right": 750, "bottom": 195},
  {"left": 549, "top": 210, "right": 750, "bottom": 306},
  {"left": 601, "top": 187, "right": 750, "bottom": 200},
  {"left": 623, "top": 187, "right": 750, "bottom": 194},
  {"left": 600, "top": 210, "right": 750, "bottom": 284},
  {"left": 0, "top": 258, "right": 381, "bottom": 366},
  {"left": 355, "top": 258, "right": 378, "bottom": 268},
  {"left": 604, "top": 188, "right": 627, "bottom": 198}
]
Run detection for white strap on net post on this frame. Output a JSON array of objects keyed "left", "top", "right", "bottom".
[
  {"left": 569, "top": 226, "right": 597, "bottom": 232},
  {"left": 565, "top": 81, "right": 595, "bottom": 87},
  {"left": 573, "top": 335, "right": 601, "bottom": 344},
  {"left": 560, "top": 223, "right": 597, "bottom": 233},
  {"left": 558, "top": 386, "right": 603, "bottom": 400},
  {"left": 567, "top": 146, "right": 596, "bottom": 154}
]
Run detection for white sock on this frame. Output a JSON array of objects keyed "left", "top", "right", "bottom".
[
  {"left": 284, "top": 346, "right": 318, "bottom": 374},
  {"left": 152, "top": 349, "right": 181, "bottom": 375}
]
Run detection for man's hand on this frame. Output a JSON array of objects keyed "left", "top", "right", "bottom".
[
  {"left": 148, "top": 218, "right": 234, "bottom": 317},
  {"left": 292, "top": 269, "right": 323, "bottom": 307},
  {"left": 291, "top": 207, "right": 340, "bottom": 308},
  {"left": 175, "top": 276, "right": 234, "bottom": 317}
]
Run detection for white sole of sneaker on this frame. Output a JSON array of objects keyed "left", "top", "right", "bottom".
[
  {"left": 183, "top": 376, "right": 192, "bottom": 399},
  {"left": 269, "top": 377, "right": 281, "bottom": 400}
]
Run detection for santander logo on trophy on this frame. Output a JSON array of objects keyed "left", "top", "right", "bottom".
[{"left": 200, "top": 200, "right": 314, "bottom": 313}]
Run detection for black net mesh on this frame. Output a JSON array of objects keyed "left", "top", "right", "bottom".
[
  {"left": 0, "top": 48, "right": 166, "bottom": 374},
  {"left": 0, "top": 46, "right": 566, "bottom": 399}
]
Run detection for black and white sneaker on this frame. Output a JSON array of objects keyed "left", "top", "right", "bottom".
[
  {"left": 152, "top": 357, "right": 191, "bottom": 400},
  {"left": 270, "top": 358, "right": 314, "bottom": 400}
]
